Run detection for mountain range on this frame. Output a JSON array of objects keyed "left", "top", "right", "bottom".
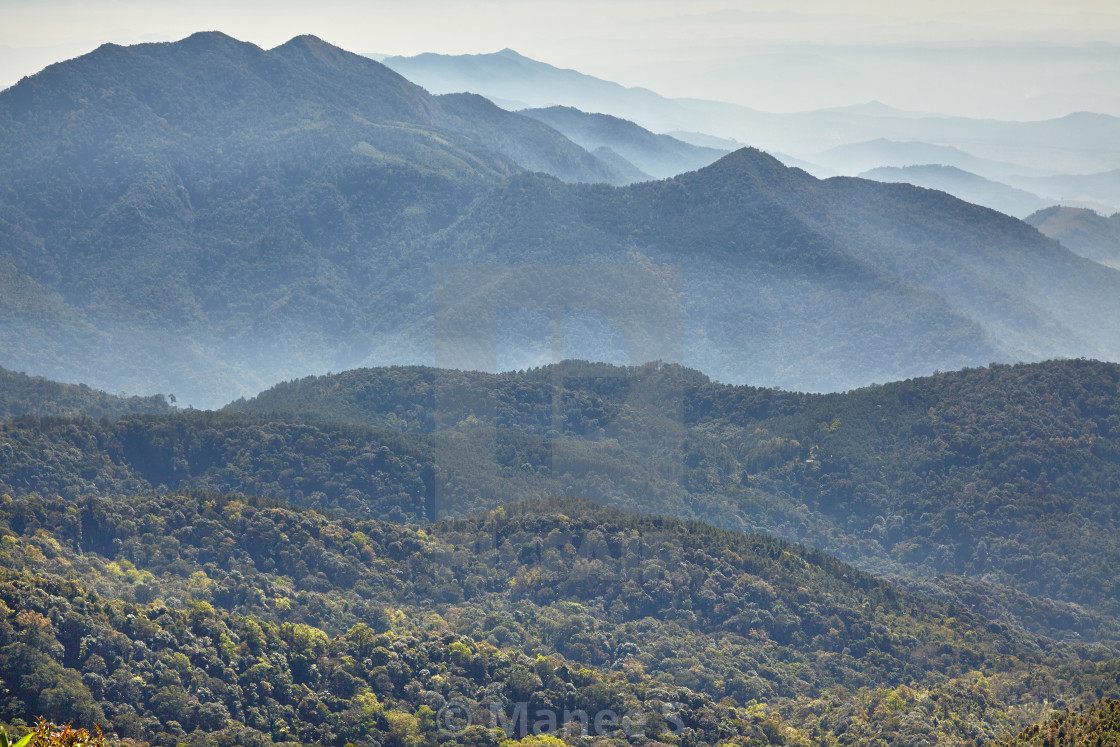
[
  {"left": 5, "top": 29, "right": 1120, "bottom": 747},
  {"left": 379, "top": 48, "right": 1120, "bottom": 177},
  {"left": 4, "top": 34, "right": 1120, "bottom": 407}
]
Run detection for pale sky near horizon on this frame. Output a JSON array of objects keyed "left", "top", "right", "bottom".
[{"left": 1, "top": 0, "right": 1119, "bottom": 118}]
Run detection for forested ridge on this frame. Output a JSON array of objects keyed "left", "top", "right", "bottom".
[
  {"left": 0, "top": 367, "right": 174, "bottom": 422},
  {"left": 3, "top": 359, "right": 1120, "bottom": 626},
  {"left": 226, "top": 358, "right": 1120, "bottom": 618}
]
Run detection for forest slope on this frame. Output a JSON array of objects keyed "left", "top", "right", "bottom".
[
  {"left": 2, "top": 491, "right": 1118, "bottom": 746},
  {"left": 3, "top": 359, "right": 1119, "bottom": 625},
  {"left": 226, "top": 359, "right": 1120, "bottom": 620}
]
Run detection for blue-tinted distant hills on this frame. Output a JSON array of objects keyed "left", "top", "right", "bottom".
[
  {"left": 1009, "top": 169, "right": 1120, "bottom": 214},
  {"left": 859, "top": 164, "right": 1054, "bottom": 218},
  {"left": 1026, "top": 206, "right": 1120, "bottom": 268},
  {"left": 519, "top": 105, "right": 728, "bottom": 179},
  {"left": 817, "top": 139, "right": 1051, "bottom": 180},
  {"left": 5, "top": 33, "right": 1120, "bottom": 407},
  {"left": 379, "top": 49, "right": 1120, "bottom": 176}
]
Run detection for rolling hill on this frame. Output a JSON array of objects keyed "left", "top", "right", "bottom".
[
  {"left": 4, "top": 363, "right": 1120, "bottom": 743},
  {"left": 221, "top": 358, "right": 1120, "bottom": 621},
  {"left": 6, "top": 359, "right": 1120, "bottom": 626}
]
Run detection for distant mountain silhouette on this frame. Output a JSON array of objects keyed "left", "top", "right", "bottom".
[
  {"left": 519, "top": 105, "right": 727, "bottom": 179},
  {"left": 818, "top": 139, "right": 1047, "bottom": 180},
  {"left": 860, "top": 164, "right": 1054, "bottom": 218},
  {"left": 1009, "top": 169, "right": 1120, "bottom": 214},
  {"left": 379, "top": 49, "right": 1120, "bottom": 175},
  {"left": 1026, "top": 206, "right": 1120, "bottom": 268}
]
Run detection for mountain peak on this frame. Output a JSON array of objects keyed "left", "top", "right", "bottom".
[
  {"left": 710, "top": 146, "right": 798, "bottom": 177},
  {"left": 276, "top": 34, "right": 333, "bottom": 51},
  {"left": 273, "top": 34, "right": 342, "bottom": 54},
  {"left": 183, "top": 30, "right": 239, "bottom": 42},
  {"left": 178, "top": 30, "right": 248, "bottom": 50},
  {"left": 271, "top": 34, "right": 378, "bottom": 73},
  {"left": 676, "top": 147, "right": 816, "bottom": 194}
]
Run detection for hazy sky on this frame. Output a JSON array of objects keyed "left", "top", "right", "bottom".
[{"left": 2, "top": 0, "right": 1119, "bottom": 118}]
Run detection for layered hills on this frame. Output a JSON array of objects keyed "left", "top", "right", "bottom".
[
  {"left": 4, "top": 30, "right": 1120, "bottom": 747},
  {"left": 380, "top": 49, "right": 1120, "bottom": 175},
  {"left": 4, "top": 362, "right": 1120, "bottom": 744},
  {"left": 4, "top": 359, "right": 1120, "bottom": 625},
  {"left": 4, "top": 33, "right": 1120, "bottom": 406},
  {"left": 518, "top": 106, "right": 727, "bottom": 179}
]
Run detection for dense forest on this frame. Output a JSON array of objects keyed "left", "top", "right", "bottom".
[
  {"left": 3, "top": 490, "right": 1120, "bottom": 746},
  {"left": 229, "top": 357, "right": 1120, "bottom": 619},
  {"left": 0, "top": 367, "right": 174, "bottom": 422},
  {"left": 3, "top": 361, "right": 1120, "bottom": 743},
  {"left": 3, "top": 359, "right": 1120, "bottom": 625}
]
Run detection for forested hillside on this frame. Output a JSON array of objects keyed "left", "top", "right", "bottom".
[
  {"left": 0, "top": 32, "right": 627, "bottom": 406},
  {"left": 5, "top": 361, "right": 1120, "bottom": 743},
  {"left": 2, "top": 359, "right": 1119, "bottom": 625},
  {"left": 2, "top": 491, "right": 1119, "bottom": 746},
  {"left": 227, "top": 358, "right": 1120, "bottom": 620},
  {"left": 0, "top": 367, "right": 173, "bottom": 421}
]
